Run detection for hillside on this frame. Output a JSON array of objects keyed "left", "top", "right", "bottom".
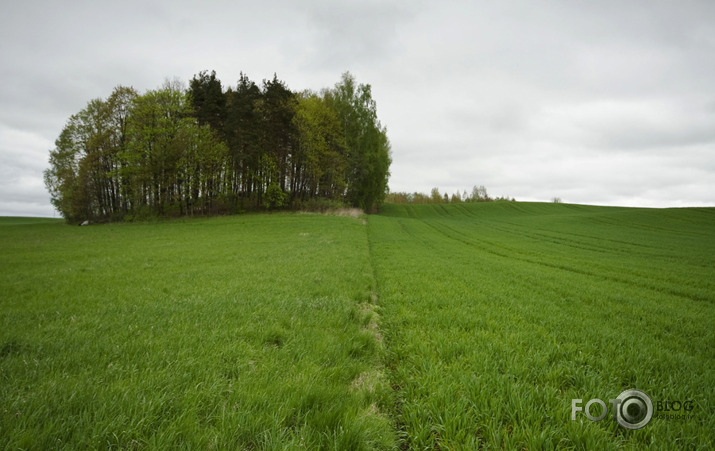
[
  {"left": 1, "top": 203, "right": 713, "bottom": 448},
  {"left": 370, "top": 202, "right": 714, "bottom": 448}
]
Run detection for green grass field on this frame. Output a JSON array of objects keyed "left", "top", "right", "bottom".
[
  {"left": 370, "top": 203, "right": 714, "bottom": 449},
  {"left": 1, "top": 203, "right": 713, "bottom": 449}
]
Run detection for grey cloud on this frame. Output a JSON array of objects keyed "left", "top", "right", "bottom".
[
  {"left": 0, "top": 130, "right": 54, "bottom": 217},
  {"left": 2, "top": 0, "right": 715, "bottom": 216},
  {"left": 0, "top": 201, "right": 55, "bottom": 218},
  {"left": 304, "top": 0, "right": 421, "bottom": 70},
  {"left": 539, "top": 100, "right": 715, "bottom": 151}
]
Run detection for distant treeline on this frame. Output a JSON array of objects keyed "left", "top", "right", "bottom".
[
  {"left": 44, "top": 71, "right": 391, "bottom": 223},
  {"left": 386, "top": 186, "right": 515, "bottom": 204}
]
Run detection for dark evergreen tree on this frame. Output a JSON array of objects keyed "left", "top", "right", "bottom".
[
  {"left": 260, "top": 74, "right": 297, "bottom": 195},
  {"left": 189, "top": 70, "right": 226, "bottom": 134},
  {"left": 225, "top": 73, "right": 263, "bottom": 203}
]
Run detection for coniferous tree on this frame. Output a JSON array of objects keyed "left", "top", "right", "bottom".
[
  {"left": 189, "top": 70, "right": 226, "bottom": 135},
  {"left": 225, "top": 73, "right": 262, "bottom": 203},
  {"left": 260, "top": 74, "right": 297, "bottom": 195}
]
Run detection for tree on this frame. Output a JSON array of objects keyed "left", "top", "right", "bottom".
[
  {"left": 125, "top": 83, "right": 226, "bottom": 216},
  {"left": 471, "top": 185, "right": 490, "bottom": 202},
  {"left": 264, "top": 183, "right": 288, "bottom": 210},
  {"left": 44, "top": 86, "right": 138, "bottom": 223},
  {"left": 106, "top": 86, "right": 139, "bottom": 215},
  {"left": 431, "top": 187, "right": 441, "bottom": 203},
  {"left": 293, "top": 91, "right": 347, "bottom": 201},
  {"left": 260, "top": 74, "right": 297, "bottom": 195},
  {"left": 413, "top": 192, "right": 430, "bottom": 204},
  {"left": 124, "top": 86, "right": 191, "bottom": 215},
  {"left": 329, "top": 72, "right": 391, "bottom": 212},
  {"left": 189, "top": 70, "right": 226, "bottom": 134},
  {"left": 44, "top": 117, "right": 83, "bottom": 222},
  {"left": 225, "top": 72, "right": 263, "bottom": 202}
]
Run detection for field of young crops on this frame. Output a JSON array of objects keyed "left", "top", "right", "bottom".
[
  {"left": 370, "top": 202, "right": 714, "bottom": 449},
  {"left": 1, "top": 203, "right": 713, "bottom": 449},
  {"left": 0, "top": 214, "right": 392, "bottom": 449}
]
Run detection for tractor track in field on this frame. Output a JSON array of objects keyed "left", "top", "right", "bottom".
[{"left": 409, "top": 216, "right": 713, "bottom": 304}]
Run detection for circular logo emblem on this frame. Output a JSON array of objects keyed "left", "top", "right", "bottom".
[{"left": 615, "top": 389, "right": 653, "bottom": 429}]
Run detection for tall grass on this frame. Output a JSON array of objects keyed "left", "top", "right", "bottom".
[{"left": 0, "top": 214, "right": 393, "bottom": 449}]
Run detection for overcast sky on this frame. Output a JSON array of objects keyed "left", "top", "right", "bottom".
[{"left": 1, "top": 0, "right": 714, "bottom": 216}]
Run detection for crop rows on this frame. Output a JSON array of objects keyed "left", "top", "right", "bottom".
[
  {"left": 1, "top": 203, "right": 714, "bottom": 449},
  {"left": 369, "top": 203, "right": 714, "bottom": 449}
]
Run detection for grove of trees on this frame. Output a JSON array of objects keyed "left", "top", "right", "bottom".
[
  {"left": 386, "top": 186, "right": 515, "bottom": 204},
  {"left": 44, "top": 71, "right": 391, "bottom": 223}
]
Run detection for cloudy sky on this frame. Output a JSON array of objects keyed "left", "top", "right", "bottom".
[{"left": 1, "top": 0, "right": 714, "bottom": 216}]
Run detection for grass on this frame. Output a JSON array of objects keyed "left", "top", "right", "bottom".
[
  {"left": 1, "top": 202, "right": 713, "bottom": 449},
  {"left": 370, "top": 202, "right": 714, "bottom": 449},
  {"left": 0, "top": 213, "right": 392, "bottom": 449},
  {"left": 0, "top": 217, "right": 63, "bottom": 226}
]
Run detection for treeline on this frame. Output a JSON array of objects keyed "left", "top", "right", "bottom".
[
  {"left": 386, "top": 186, "right": 515, "bottom": 204},
  {"left": 44, "top": 71, "right": 391, "bottom": 223}
]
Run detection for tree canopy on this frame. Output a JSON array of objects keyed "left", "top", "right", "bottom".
[{"left": 45, "top": 71, "right": 391, "bottom": 223}]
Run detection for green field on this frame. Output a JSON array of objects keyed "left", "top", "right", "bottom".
[
  {"left": 371, "top": 203, "right": 714, "bottom": 449},
  {"left": 1, "top": 203, "right": 713, "bottom": 449}
]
